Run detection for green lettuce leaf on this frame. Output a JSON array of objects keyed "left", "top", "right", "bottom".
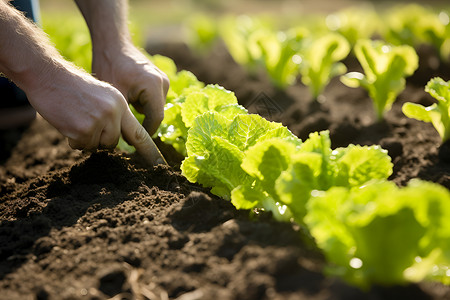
[
  {"left": 341, "top": 39, "right": 418, "bottom": 120},
  {"left": 332, "top": 144, "right": 393, "bottom": 187},
  {"left": 402, "top": 77, "right": 450, "bottom": 141},
  {"left": 305, "top": 179, "right": 450, "bottom": 287},
  {"left": 300, "top": 33, "right": 350, "bottom": 99}
]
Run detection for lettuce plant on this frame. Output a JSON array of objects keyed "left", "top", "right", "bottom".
[
  {"left": 182, "top": 123, "right": 392, "bottom": 223},
  {"left": 252, "top": 27, "right": 308, "bottom": 88},
  {"left": 341, "top": 39, "right": 418, "bottom": 120},
  {"left": 299, "top": 33, "right": 350, "bottom": 100},
  {"left": 181, "top": 112, "right": 300, "bottom": 212},
  {"left": 402, "top": 77, "right": 450, "bottom": 142},
  {"left": 383, "top": 4, "right": 450, "bottom": 61},
  {"left": 219, "top": 15, "right": 308, "bottom": 88},
  {"left": 158, "top": 83, "right": 246, "bottom": 156},
  {"left": 325, "top": 6, "right": 380, "bottom": 47},
  {"left": 180, "top": 111, "right": 450, "bottom": 287},
  {"left": 305, "top": 179, "right": 450, "bottom": 287},
  {"left": 219, "top": 15, "right": 274, "bottom": 74},
  {"left": 234, "top": 130, "right": 392, "bottom": 223}
]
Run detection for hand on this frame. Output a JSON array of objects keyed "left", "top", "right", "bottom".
[
  {"left": 27, "top": 63, "right": 165, "bottom": 165},
  {"left": 92, "top": 43, "right": 169, "bottom": 135},
  {"left": 0, "top": 0, "right": 166, "bottom": 165}
]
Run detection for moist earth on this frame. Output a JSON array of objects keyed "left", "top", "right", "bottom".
[{"left": 1, "top": 41, "right": 450, "bottom": 299}]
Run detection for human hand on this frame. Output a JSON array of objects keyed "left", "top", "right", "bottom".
[
  {"left": 92, "top": 43, "right": 169, "bottom": 136},
  {"left": 0, "top": 0, "right": 165, "bottom": 165},
  {"left": 27, "top": 63, "right": 165, "bottom": 165}
]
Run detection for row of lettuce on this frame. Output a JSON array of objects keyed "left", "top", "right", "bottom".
[
  {"left": 186, "top": 4, "right": 450, "bottom": 122},
  {"left": 143, "top": 54, "right": 450, "bottom": 289}
]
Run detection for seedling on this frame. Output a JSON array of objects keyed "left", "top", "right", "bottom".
[
  {"left": 341, "top": 39, "right": 418, "bottom": 120},
  {"left": 300, "top": 33, "right": 350, "bottom": 100},
  {"left": 383, "top": 4, "right": 450, "bottom": 61},
  {"left": 219, "top": 15, "right": 274, "bottom": 74},
  {"left": 325, "top": 6, "right": 379, "bottom": 47},
  {"left": 254, "top": 27, "right": 308, "bottom": 88},
  {"left": 306, "top": 179, "right": 450, "bottom": 287},
  {"left": 402, "top": 77, "right": 450, "bottom": 142}
]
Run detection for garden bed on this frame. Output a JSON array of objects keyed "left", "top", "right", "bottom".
[{"left": 1, "top": 40, "right": 450, "bottom": 299}]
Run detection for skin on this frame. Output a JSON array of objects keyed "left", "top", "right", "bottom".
[{"left": 0, "top": 0, "right": 169, "bottom": 165}]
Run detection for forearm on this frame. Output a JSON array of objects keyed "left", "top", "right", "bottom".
[
  {"left": 75, "top": 0, "right": 132, "bottom": 50},
  {"left": 0, "top": 0, "right": 68, "bottom": 93}
]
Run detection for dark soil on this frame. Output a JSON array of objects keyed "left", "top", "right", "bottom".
[{"left": 2, "top": 41, "right": 450, "bottom": 300}]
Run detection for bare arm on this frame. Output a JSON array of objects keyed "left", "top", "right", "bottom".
[
  {"left": 0, "top": 0, "right": 164, "bottom": 165},
  {"left": 75, "top": 0, "right": 169, "bottom": 135}
]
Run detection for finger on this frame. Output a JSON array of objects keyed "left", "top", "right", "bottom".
[
  {"left": 121, "top": 108, "right": 167, "bottom": 166},
  {"left": 133, "top": 91, "right": 164, "bottom": 136},
  {"left": 130, "top": 81, "right": 166, "bottom": 136},
  {"left": 68, "top": 137, "right": 85, "bottom": 150},
  {"left": 83, "top": 128, "right": 103, "bottom": 152},
  {"left": 99, "top": 131, "right": 120, "bottom": 151},
  {"left": 142, "top": 108, "right": 164, "bottom": 137},
  {"left": 67, "top": 126, "right": 102, "bottom": 152},
  {"left": 99, "top": 118, "right": 121, "bottom": 150}
]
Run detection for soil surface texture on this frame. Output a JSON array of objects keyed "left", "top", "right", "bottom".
[{"left": 2, "top": 41, "right": 450, "bottom": 300}]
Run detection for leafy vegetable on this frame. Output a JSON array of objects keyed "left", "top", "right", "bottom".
[
  {"left": 299, "top": 33, "right": 350, "bottom": 99},
  {"left": 341, "top": 39, "right": 418, "bottom": 120},
  {"left": 219, "top": 15, "right": 274, "bottom": 74},
  {"left": 158, "top": 84, "right": 246, "bottom": 156},
  {"left": 181, "top": 111, "right": 300, "bottom": 202},
  {"left": 382, "top": 4, "right": 450, "bottom": 61},
  {"left": 402, "top": 77, "right": 450, "bottom": 142},
  {"left": 305, "top": 179, "right": 450, "bottom": 287},
  {"left": 252, "top": 27, "right": 308, "bottom": 88},
  {"left": 180, "top": 107, "right": 450, "bottom": 288},
  {"left": 274, "top": 131, "right": 393, "bottom": 223},
  {"left": 325, "top": 6, "right": 380, "bottom": 47},
  {"left": 182, "top": 124, "right": 393, "bottom": 226},
  {"left": 219, "top": 15, "right": 308, "bottom": 88}
]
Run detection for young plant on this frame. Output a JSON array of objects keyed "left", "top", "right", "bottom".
[
  {"left": 219, "top": 15, "right": 274, "bottom": 74},
  {"left": 181, "top": 111, "right": 300, "bottom": 211},
  {"left": 299, "top": 33, "right": 350, "bottom": 100},
  {"left": 383, "top": 4, "right": 450, "bottom": 61},
  {"left": 402, "top": 77, "right": 450, "bottom": 142},
  {"left": 305, "top": 179, "right": 450, "bottom": 287},
  {"left": 157, "top": 82, "right": 247, "bottom": 156},
  {"left": 234, "top": 130, "right": 392, "bottom": 224},
  {"left": 182, "top": 121, "right": 392, "bottom": 224},
  {"left": 252, "top": 27, "right": 308, "bottom": 88},
  {"left": 341, "top": 39, "right": 418, "bottom": 120},
  {"left": 325, "top": 6, "right": 380, "bottom": 47}
]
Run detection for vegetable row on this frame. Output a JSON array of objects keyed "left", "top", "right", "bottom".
[
  {"left": 186, "top": 3, "right": 450, "bottom": 123},
  {"left": 144, "top": 55, "right": 450, "bottom": 288}
]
